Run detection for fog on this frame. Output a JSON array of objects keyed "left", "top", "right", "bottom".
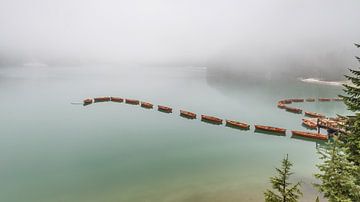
[{"left": 0, "top": 0, "right": 359, "bottom": 79}]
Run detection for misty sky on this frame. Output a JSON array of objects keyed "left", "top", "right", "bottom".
[{"left": 0, "top": 0, "right": 359, "bottom": 69}]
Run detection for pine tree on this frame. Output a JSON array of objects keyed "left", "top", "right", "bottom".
[
  {"left": 264, "top": 154, "right": 302, "bottom": 202},
  {"left": 314, "top": 139, "right": 360, "bottom": 202},
  {"left": 339, "top": 43, "right": 360, "bottom": 184}
]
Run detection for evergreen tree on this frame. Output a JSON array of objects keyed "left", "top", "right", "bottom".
[
  {"left": 339, "top": 43, "right": 360, "bottom": 184},
  {"left": 314, "top": 139, "right": 360, "bottom": 202},
  {"left": 264, "top": 154, "right": 302, "bottom": 202}
]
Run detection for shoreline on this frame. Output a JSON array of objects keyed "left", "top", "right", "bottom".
[{"left": 299, "top": 78, "right": 347, "bottom": 86}]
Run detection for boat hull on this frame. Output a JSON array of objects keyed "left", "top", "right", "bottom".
[
  {"left": 226, "top": 120, "right": 250, "bottom": 130},
  {"left": 285, "top": 106, "right": 302, "bottom": 114},
  {"left": 254, "top": 125, "right": 286, "bottom": 134},
  {"left": 292, "top": 130, "right": 328, "bottom": 141},
  {"left": 180, "top": 110, "right": 196, "bottom": 119},
  {"left": 141, "top": 102, "right": 153, "bottom": 108},
  {"left": 158, "top": 105, "right": 172, "bottom": 113},
  {"left": 305, "top": 111, "right": 324, "bottom": 118},
  {"left": 83, "top": 99, "right": 93, "bottom": 106},
  {"left": 110, "top": 97, "right": 123, "bottom": 103},
  {"left": 125, "top": 99, "right": 140, "bottom": 105},
  {"left": 94, "top": 97, "right": 111, "bottom": 102},
  {"left": 201, "top": 115, "right": 222, "bottom": 124},
  {"left": 306, "top": 98, "right": 315, "bottom": 102}
]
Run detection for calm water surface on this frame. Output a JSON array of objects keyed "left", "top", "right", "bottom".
[{"left": 0, "top": 65, "right": 349, "bottom": 202}]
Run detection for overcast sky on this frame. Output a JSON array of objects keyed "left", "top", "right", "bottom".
[{"left": 0, "top": 0, "right": 359, "bottom": 69}]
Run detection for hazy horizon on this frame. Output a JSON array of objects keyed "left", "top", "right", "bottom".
[{"left": 1, "top": 0, "right": 360, "bottom": 79}]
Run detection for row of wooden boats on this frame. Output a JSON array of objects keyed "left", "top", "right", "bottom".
[
  {"left": 83, "top": 96, "right": 329, "bottom": 141},
  {"left": 278, "top": 97, "right": 342, "bottom": 106}
]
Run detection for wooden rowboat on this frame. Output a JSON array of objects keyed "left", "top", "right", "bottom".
[
  {"left": 94, "top": 97, "right": 111, "bottom": 102},
  {"left": 305, "top": 111, "right": 324, "bottom": 118},
  {"left": 141, "top": 102, "right": 153, "bottom": 108},
  {"left": 290, "top": 98, "right": 304, "bottom": 102},
  {"left": 110, "top": 97, "right": 123, "bottom": 103},
  {"left": 279, "top": 99, "right": 292, "bottom": 104},
  {"left": 254, "top": 125, "right": 286, "bottom": 134},
  {"left": 201, "top": 115, "right": 223, "bottom": 124},
  {"left": 180, "top": 110, "right": 196, "bottom": 119},
  {"left": 277, "top": 102, "right": 286, "bottom": 109},
  {"left": 302, "top": 119, "right": 317, "bottom": 129},
  {"left": 285, "top": 106, "right": 302, "bottom": 113},
  {"left": 319, "top": 98, "right": 331, "bottom": 102},
  {"left": 291, "top": 130, "right": 328, "bottom": 141},
  {"left": 125, "top": 99, "right": 140, "bottom": 105},
  {"left": 226, "top": 120, "right": 250, "bottom": 130},
  {"left": 158, "top": 105, "right": 172, "bottom": 113},
  {"left": 83, "top": 98, "right": 93, "bottom": 106},
  {"left": 306, "top": 98, "right": 315, "bottom": 102}
]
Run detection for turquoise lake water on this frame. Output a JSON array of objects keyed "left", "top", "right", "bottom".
[{"left": 0, "top": 65, "right": 350, "bottom": 201}]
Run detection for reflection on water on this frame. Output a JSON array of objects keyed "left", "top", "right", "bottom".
[{"left": 0, "top": 65, "right": 349, "bottom": 202}]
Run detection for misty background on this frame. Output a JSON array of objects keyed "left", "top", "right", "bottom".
[{"left": 1, "top": 0, "right": 359, "bottom": 80}]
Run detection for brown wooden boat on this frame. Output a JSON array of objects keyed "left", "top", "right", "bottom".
[
  {"left": 201, "top": 115, "right": 223, "bottom": 124},
  {"left": 226, "top": 120, "right": 250, "bottom": 130},
  {"left": 254, "top": 125, "right": 286, "bottom": 134},
  {"left": 302, "top": 119, "right": 317, "bottom": 129},
  {"left": 332, "top": 98, "right": 343, "bottom": 101},
  {"left": 94, "top": 97, "right": 111, "bottom": 102},
  {"left": 319, "top": 98, "right": 331, "bottom": 102},
  {"left": 158, "top": 105, "right": 172, "bottom": 113},
  {"left": 279, "top": 99, "right": 292, "bottom": 104},
  {"left": 83, "top": 98, "right": 93, "bottom": 106},
  {"left": 285, "top": 106, "right": 302, "bottom": 114},
  {"left": 305, "top": 111, "right": 324, "bottom": 118},
  {"left": 180, "top": 110, "right": 196, "bottom": 119},
  {"left": 125, "top": 99, "right": 140, "bottom": 105},
  {"left": 290, "top": 98, "right": 304, "bottom": 102},
  {"left": 110, "top": 97, "right": 123, "bottom": 103},
  {"left": 291, "top": 130, "right": 328, "bottom": 141},
  {"left": 277, "top": 102, "right": 286, "bottom": 109},
  {"left": 141, "top": 101, "right": 153, "bottom": 108},
  {"left": 306, "top": 98, "right": 315, "bottom": 102}
]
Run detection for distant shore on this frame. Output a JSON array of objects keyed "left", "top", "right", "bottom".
[{"left": 299, "top": 78, "right": 347, "bottom": 86}]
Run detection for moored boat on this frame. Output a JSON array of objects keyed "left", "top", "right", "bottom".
[
  {"left": 83, "top": 98, "right": 93, "bottom": 106},
  {"left": 180, "top": 110, "right": 196, "bottom": 119},
  {"left": 279, "top": 99, "right": 292, "bottom": 104},
  {"left": 305, "top": 111, "right": 325, "bottom": 118},
  {"left": 94, "top": 97, "right": 111, "bottom": 102},
  {"left": 201, "top": 115, "right": 223, "bottom": 124},
  {"left": 141, "top": 101, "right": 153, "bottom": 108},
  {"left": 158, "top": 105, "right": 172, "bottom": 113},
  {"left": 285, "top": 106, "right": 302, "bottom": 113},
  {"left": 319, "top": 98, "right": 331, "bottom": 102},
  {"left": 254, "top": 125, "right": 286, "bottom": 134},
  {"left": 302, "top": 118, "right": 317, "bottom": 129},
  {"left": 291, "top": 130, "right": 328, "bottom": 141},
  {"left": 277, "top": 102, "right": 286, "bottom": 109},
  {"left": 306, "top": 98, "right": 315, "bottom": 102},
  {"left": 226, "top": 120, "right": 250, "bottom": 130},
  {"left": 290, "top": 98, "right": 304, "bottom": 102},
  {"left": 125, "top": 99, "right": 140, "bottom": 105},
  {"left": 110, "top": 97, "right": 123, "bottom": 103}
]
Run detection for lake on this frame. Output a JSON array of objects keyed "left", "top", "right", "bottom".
[{"left": 0, "top": 65, "right": 349, "bottom": 201}]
